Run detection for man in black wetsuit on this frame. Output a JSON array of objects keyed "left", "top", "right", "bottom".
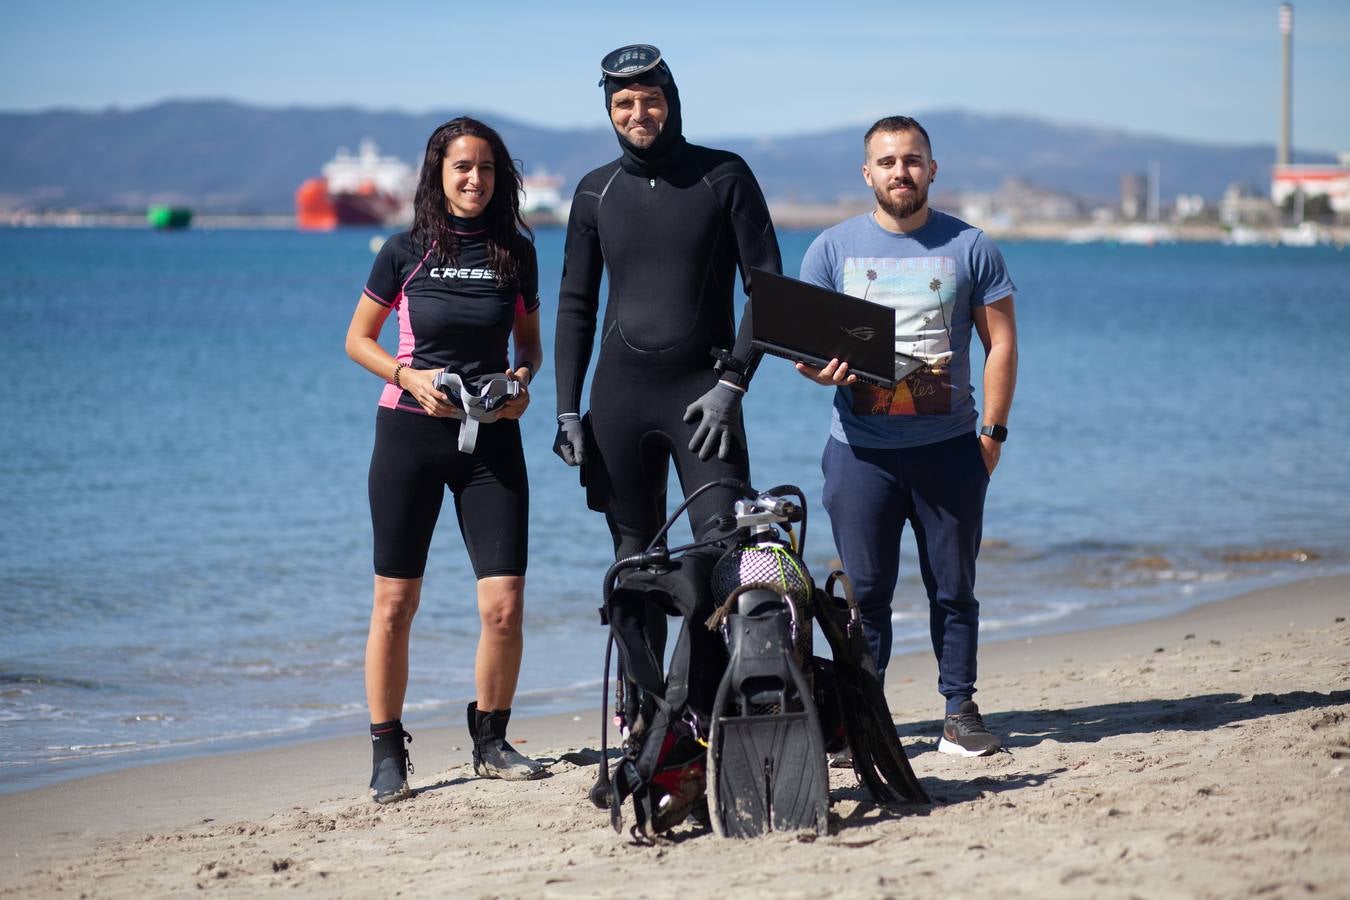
[{"left": 553, "top": 44, "right": 782, "bottom": 562}]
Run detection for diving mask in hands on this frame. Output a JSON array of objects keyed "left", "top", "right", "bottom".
[{"left": 432, "top": 371, "right": 522, "bottom": 453}]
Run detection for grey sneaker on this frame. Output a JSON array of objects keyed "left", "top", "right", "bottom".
[
  {"left": 468, "top": 702, "right": 547, "bottom": 781},
  {"left": 937, "top": 701, "right": 1002, "bottom": 757}
]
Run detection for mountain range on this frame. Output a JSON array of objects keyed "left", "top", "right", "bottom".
[{"left": 0, "top": 100, "right": 1333, "bottom": 214}]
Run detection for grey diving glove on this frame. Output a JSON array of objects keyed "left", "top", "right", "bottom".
[
  {"left": 683, "top": 380, "right": 744, "bottom": 461},
  {"left": 553, "top": 413, "right": 587, "bottom": 467}
]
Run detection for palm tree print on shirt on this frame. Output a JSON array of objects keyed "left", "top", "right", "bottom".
[
  {"left": 926, "top": 277, "right": 953, "bottom": 375},
  {"left": 841, "top": 256, "right": 958, "bottom": 417}
]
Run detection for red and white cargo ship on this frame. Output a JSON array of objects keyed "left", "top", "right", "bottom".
[{"left": 295, "top": 139, "right": 415, "bottom": 230}]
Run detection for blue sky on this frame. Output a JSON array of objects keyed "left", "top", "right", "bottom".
[{"left": 4, "top": 0, "right": 1348, "bottom": 152}]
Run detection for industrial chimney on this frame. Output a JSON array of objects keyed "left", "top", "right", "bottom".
[{"left": 1278, "top": 3, "right": 1292, "bottom": 167}]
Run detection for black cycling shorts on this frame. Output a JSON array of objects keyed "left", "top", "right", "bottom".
[{"left": 368, "top": 407, "right": 528, "bottom": 579}]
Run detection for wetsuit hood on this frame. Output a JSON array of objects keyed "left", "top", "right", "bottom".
[{"left": 603, "top": 68, "right": 686, "bottom": 177}]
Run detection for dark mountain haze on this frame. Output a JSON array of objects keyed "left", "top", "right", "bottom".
[{"left": 0, "top": 100, "right": 1331, "bottom": 214}]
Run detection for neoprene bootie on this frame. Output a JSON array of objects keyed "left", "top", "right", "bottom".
[
  {"left": 467, "top": 702, "right": 546, "bottom": 780},
  {"left": 369, "top": 719, "right": 413, "bottom": 804}
]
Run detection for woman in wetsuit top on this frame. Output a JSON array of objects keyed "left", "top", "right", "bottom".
[{"left": 345, "top": 117, "right": 545, "bottom": 803}]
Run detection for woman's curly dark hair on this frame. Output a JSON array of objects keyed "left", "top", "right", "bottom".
[{"left": 409, "top": 116, "right": 533, "bottom": 288}]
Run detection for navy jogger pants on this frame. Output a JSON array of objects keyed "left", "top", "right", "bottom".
[{"left": 821, "top": 431, "right": 989, "bottom": 715}]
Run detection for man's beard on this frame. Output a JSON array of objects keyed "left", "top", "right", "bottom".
[
  {"left": 626, "top": 130, "right": 657, "bottom": 149},
  {"left": 621, "top": 120, "right": 662, "bottom": 149},
  {"left": 874, "top": 179, "right": 929, "bottom": 221}
]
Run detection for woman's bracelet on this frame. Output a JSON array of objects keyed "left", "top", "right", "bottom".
[{"left": 391, "top": 362, "right": 406, "bottom": 388}]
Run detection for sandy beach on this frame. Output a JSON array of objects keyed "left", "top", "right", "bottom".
[{"left": 2, "top": 574, "right": 1346, "bottom": 899}]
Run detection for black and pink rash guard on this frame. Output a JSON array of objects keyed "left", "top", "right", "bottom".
[{"left": 363, "top": 218, "right": 539, "bottom": 414}]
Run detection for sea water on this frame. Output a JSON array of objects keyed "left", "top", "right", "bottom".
[{"left": 2, "top": 227, "right": 1348, "bottom": 792}]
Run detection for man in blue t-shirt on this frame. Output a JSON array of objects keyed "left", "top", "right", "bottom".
[{"left": 798, "top": 115, "right": 1018, "bottom": 757}]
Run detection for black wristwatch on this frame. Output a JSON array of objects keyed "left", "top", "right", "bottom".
[{"left": 979, "top": 423, "right": 1008, "bottom": 443}]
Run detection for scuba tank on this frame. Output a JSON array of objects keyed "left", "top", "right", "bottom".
[{"left": 710, "top": 502, "right": 815, "bottom": 676}]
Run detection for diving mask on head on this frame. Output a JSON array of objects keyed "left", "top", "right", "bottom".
[
  {"left": 598, "top": 43, "right": 671, "bottom": 87},
  {"left": 432, "top": 371, "right": 521, "bottom": 453}
]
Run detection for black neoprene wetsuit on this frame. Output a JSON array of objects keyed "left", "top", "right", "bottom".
[{"left": 554, "top": 144, "right": 781, "bottom": 558}]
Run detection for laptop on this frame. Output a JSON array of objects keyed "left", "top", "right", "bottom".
[{"left": 749, "top": 268, "right": 925, "bottom": 389}]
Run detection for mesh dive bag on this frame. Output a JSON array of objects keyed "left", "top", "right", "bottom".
[{"left": 711, "top": 541, "right": 814, "bottom": 670}]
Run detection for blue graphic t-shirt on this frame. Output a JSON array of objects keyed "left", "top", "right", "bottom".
[{"left": 799, "top": 210, "right": 1015, "bottom": 449}]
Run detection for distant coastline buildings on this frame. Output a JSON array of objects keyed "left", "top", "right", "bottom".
[
  {"left": 1272, "top": 158, "right": 1350, "bottom": 217},
  {"left": 1120, "top": 172, "right": 1148, "bottom": 222},
  {"left": 2, "top": 4, "right": 1344, "bottom": 240},
  {"left": 940, "top": 3, "right": 1343, "bottom": 241},
  {"left": 1269, "top": 4, "right": 1350, "bottom": 217}
]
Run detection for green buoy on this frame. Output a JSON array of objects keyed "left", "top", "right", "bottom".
[{"left": 147, "top": 205, "right": 193, "bottom": 230}]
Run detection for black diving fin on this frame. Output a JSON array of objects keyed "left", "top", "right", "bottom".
[
  {"left": 814, "top": 572, "right": 930, "bottom": 805},
  {"left": 707, "top": 587, "right": 829, "bottom": 837}
]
